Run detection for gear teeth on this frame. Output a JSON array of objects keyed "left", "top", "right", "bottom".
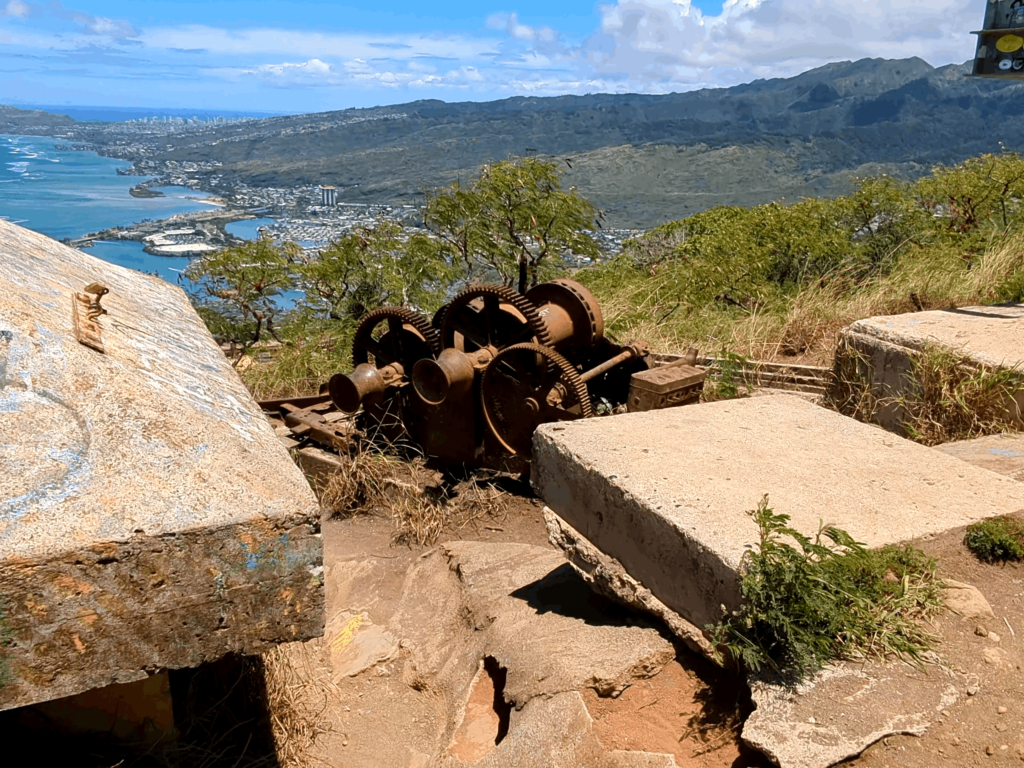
[
  {"left": 352, "top": 306, "right": 441, "bottom": 367},
  {"left": 441, "top": 283, "right": 552, "bottom": 350},
  {"left": 480, "top": 342, "right": 593, "bottom": 455}
]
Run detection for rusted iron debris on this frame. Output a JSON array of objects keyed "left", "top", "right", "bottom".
[{"left": 314, "top": 279, "right": 705, "bottom": 472}]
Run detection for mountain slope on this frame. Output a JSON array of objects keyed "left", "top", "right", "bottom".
[{"left": 12, "top": 57, "right": 1024, "bottom": 227}]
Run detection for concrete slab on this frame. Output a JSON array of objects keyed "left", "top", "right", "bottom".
[
  {"left": 0, "top": 219, "right": 323, "bottom": 711},
  {"left": 838, "top": 304, "right": 1024, "bottom": 433},
  {"left": 936, "top": 432, "right": 1024, "bottom": 482},
  {"left": 532, "top": 394, "right": 1024, "bottom": 633}
]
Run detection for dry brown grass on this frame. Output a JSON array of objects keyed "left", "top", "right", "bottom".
[
  {"left": 261, "top": 641, "right": 336, "bottom": 768},
  {"left": 827, "top": 341, "right": 1024, "bottom": 445},
  {"left": 390, "top": 478, "right": 511, "bottom": 546},
  {"left": 598, "top": 234, "right": 1024, "bottom": 367},
  {"left": 316, "top": 447, "right": 402, "bottom": 518},
  {"left": 313, "top": 441, "right": 511, "bottom": 546}
]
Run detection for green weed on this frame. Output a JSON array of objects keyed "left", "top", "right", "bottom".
[
  {"left": 709, "top": 495, "right": 943, "bottom": 681},
  {"left": 898, "top": 346, "right": 1023, "bottom": 446},
  {"left": 964, "top": 517, "right": 1024, "bottom": 563},
  {"left": 827, "top": 342, "right": 1023, "bottom": 446},
  {"left": 701, "top": 351, "right": 754, "bottom": 401}
]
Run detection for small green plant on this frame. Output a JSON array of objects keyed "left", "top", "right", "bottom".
[
  {"left": 703, "top": 350, "right": 753, "bottom": 401},
  {"left": 710, "top": 495, "right": 943, "bottom": 680},
  {"left": 964, "top": 517, "right": 1024, "bottom": 563}
]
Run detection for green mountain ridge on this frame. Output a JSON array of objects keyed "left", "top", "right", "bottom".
[{"left": 4, "top": 56, "right": 1023, "bottom": 228}]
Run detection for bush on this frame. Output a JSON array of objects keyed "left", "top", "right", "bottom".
[
  {"left": 964, "top": 517, "right": 1024, "bottom": 563},
  {"left": 710, "top": 495, "right": 943, "bottom": 680},
  {"left": 578, "top": 151, "right": 1024, "bottom": 366}
]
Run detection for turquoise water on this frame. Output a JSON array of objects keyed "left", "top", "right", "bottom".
[
  {"left": 225, "top": 217, "right": 275, "bottom": 240},
  {"left": 0, "top": 134, "right": 212, "bottom": 280}
]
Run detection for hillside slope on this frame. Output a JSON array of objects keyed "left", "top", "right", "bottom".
[{"left": 11, "top": 57, "right": 1024, "bottom": 227}]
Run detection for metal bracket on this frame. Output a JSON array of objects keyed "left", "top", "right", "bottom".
[{"left": 72, "top": 282, "right": 109, "bottom": 353}]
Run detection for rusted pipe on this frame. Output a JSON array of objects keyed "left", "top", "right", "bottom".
[{"left": 579, "top": 342, "right": 649, "bottom": 384}]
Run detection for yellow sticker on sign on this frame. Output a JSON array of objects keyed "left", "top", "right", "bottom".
[{"left": 997, "top": 34, "right": 1024, "bottom": 53}]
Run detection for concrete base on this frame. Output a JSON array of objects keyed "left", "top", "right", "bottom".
[
  {"left": 532, "top": 395, "right": 1024, "bottom": 634},
  {"left": 0, "top": 220, "right": 323, "bottom": 711},
  {"left": 836, "top": 304, "right": 1024, "bottom": 433},
  {"left": 936, "top": 432, "right": 1024, "bottom": 482}
]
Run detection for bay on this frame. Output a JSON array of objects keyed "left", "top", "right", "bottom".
[{"left": 0, "top": 134, "right": 213, "bottom": 283}]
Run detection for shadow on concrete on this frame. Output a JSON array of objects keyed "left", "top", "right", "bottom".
[
  {"left": 511, "top": 562, "right": 646, "bottom": 628},
  {"left": 942, "top": 305, "right": 1020, "bottom": 319},
  {"left": 0, "top": 654, "right": 281, "bottom": 767}
]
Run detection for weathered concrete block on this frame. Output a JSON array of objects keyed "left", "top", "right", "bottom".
[
  {"left": 936, "top": 432, "right": 1024, "bottom": 481},
  {"left": 0, "top": 220, "right": 323, "bottom": 711},
  {"left": 836, "top": 304, "right": 1024, "bottom": 433},
  {"left": 532, "top": 395, "right": 1024, "bottom": 635}
]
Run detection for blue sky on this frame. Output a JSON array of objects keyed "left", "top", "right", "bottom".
[{"left": 0, "top": 0, "right": 984, "bottom": 113}]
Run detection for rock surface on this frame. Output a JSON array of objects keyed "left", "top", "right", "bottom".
[
  {"left": 0, "top": 219, "right": 322, "bottom": 711},
  {"left": 743, "top": 661, "right": 962, "bottom": 768},
  {"left": 321, "top": 535, "right": 683, "bottom": 766}
]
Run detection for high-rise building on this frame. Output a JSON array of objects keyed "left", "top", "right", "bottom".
[{"left": 320, "top": 185, "right": 337, "bottom": 207}]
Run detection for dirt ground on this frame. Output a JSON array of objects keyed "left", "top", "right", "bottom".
[
  {"left": 844, "top": 527, "right": 1024, "bottom": 768},
  {"left": 284, "top": 468, "right": 1024, "bottom": 768},
  {"left": 4, "top": 453, "right": 1024, "bottom": 767},
  {"left": 286, "top": 481, "right": 772, "bottom": 768}
]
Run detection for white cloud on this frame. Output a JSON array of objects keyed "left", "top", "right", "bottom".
[
  {"left": 487, "top": 11, "right": 558, "bottom": 43},
  {"left": 3, "top": 1, "right": 29, "bottom": 18},
  {"left": 576, "top": 0, "right": 978, "bottom": 89},
  {"left": 141, "top": 25, "right": 496, "bottom": 62}
]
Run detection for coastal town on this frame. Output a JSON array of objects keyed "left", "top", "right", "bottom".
[{"left": 72, "top": 177, "right": 644, "bottom": 262}]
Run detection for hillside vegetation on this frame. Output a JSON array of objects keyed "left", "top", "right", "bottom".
[
  {"left": 579, "top": 151, "right": 1024, "bottom": 365},
  {"left": 28, "top": 57, "right": 1024, "bottom": 228},
  {"left": 192, "top": 150, "right": 1024, "bottom": 401}
]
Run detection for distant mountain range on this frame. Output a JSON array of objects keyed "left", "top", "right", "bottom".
[{"left": 4, "top": 57, "right": 1024, "bottom": 228}]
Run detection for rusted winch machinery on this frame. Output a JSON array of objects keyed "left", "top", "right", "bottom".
[{"left": 328, "top": 279, "right": 703, "bottom": 471}]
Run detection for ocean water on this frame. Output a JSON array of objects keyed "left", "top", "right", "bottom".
[
  {"left": 0, "top": 135, "right": 304, "bottom": 307},
  {"left": 0, "top": 134, "right": 213, "bottom": 283},
  {"left": 225, "top": 217, "right": 276, "bottom": 240}
]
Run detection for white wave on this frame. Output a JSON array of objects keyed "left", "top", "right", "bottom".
[{"left": 6, "top": 162, "right": 28, "bottom": 173}]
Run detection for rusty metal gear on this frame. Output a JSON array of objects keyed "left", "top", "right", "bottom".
[
  {"left": 480, "top": 342, "right": 592, "bottom": 456},
  {"left": 440, "top": 284, "right": 552, "bottom": 352},
  {"left": 525, "top": 277, "right": 603, "bottom": 352},
  {"left": 352, "top": 306, "right": 441, "bottom": 370}
]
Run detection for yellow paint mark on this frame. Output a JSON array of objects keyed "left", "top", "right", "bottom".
[
  {"left": 329, "top": 614, "right": 366, "bottom": 653},
  {"left": 72, "top": 635, "right": 86, "bottom": 654},
  {"left": 997, "top": 34, "right": 1023, "bottom": 53}
]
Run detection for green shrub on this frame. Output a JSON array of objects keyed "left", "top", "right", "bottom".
[
  {"left": 964, "top": 517, "right": 1024, "bottom": 563},
  {"left": 710, "top": 495, "right": 943, "bottom": 680}
]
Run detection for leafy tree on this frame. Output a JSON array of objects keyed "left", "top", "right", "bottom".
[
  {"left": 915, "top": 153, "right": 1024, "bottom": 256},
  {"left": 422, "top": 156, "right": 604, "bottom": 292},
  {"left": 182, "top": 239, "right": 298, "bottom": 360},
  {"left": 297, "top": 221, "right": 453, "bottom": 323}
]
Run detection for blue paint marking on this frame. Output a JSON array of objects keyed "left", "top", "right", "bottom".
[
  {"left": 246, "top": 552, "right": 259, "bottom": 571},
  {"left": 989, "top": 448, "right": 1022, "bottom": 458},
  {"left": 0, "top": 324, "right": 93, "bottom": 525}
]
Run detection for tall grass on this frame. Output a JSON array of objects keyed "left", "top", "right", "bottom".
[{"left": 586, "top": 233, "right": 1024, "bottom": 367}]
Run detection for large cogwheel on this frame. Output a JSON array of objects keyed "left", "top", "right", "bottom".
[
  {"left": 480, "top": 342, "right": 592, "bottom": 456},
  {"left": 439, "top": 284, "right": 552, "bottom": 352},
  {"left": 352, "top": 306, "right": 441, "bottom": 371}
]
